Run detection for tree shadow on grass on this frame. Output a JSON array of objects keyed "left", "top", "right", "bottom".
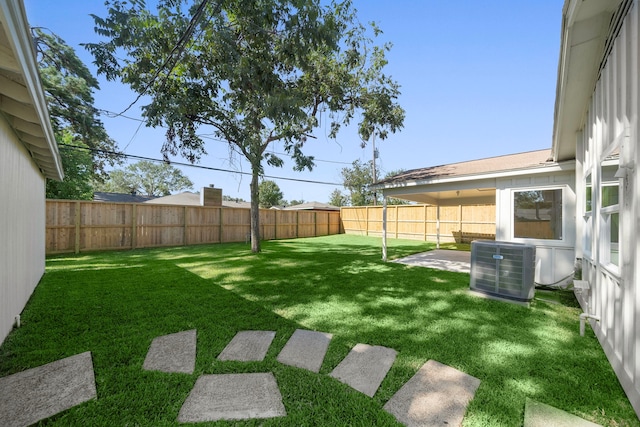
[
  {"left": 20, "top": 235, "right": 639, "bottom": 426},
  {"left": 162, "top": 237, "right": 636, "bottom": 426}
]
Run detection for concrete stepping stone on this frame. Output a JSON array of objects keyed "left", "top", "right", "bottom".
[
  {"left": 524, "top": 398, "right": 602, "bottom": 427},
  {"left": 329, "top": 343, "right": 397, "bottom": 397},
  {"left": 217, "top": 330, "right": 275, "bottom": 362},
  {"left": 277, "top": 329, "right": 333, "bottom": 373},
  {"left": 0, "top": 351, "right": 97, "bottom": 427},
  {"left": 177, "top": 373, "right": 286, "bottom": 422},
  {"left": 143, "top": 329, "right": 197, "bottom": 374},
  {"left": 383, "top": 359, "right": 480, "bottom": 427}
]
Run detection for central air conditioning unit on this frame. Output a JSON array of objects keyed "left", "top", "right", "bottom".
[{"left": 470, "top": 240, "right": 536, "bottom": 302}]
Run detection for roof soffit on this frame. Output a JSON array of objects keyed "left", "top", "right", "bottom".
[{"left": 0, "top": 0, "right": 63, "bottom": 180}]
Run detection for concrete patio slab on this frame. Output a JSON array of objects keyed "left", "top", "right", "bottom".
[
  {"left": 394, "top": 249, "right": 471, "bottom": 273},
  {"left": 277, "top": 329, "right": 333, "bottom": 373},
  {"left": 143, "top": 329, "right": 196, "bottom": 374},
  {"left": 177, "top": 373, "right": 286, "bottom": 422},
  {"left": 383, "top": 359, "right": 480, "bottom": 427},
  {"left": 217, "top": 330, "right": 276, "bottom": 362},
  {"left": 0, "top": 351, "right": 97, "bottom": 427},
  {"left": 524, "top": 398, "right": 602, "bottom": 427},
  {"left": 329, "top": 343, "right": 397, "bottom": 397}
]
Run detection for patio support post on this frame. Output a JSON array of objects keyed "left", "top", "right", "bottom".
[
  {"left": 382, "top": 196, "right": 388, "bottom": 261},
  {"left": 436, "top": 205, "right": 441, "bottom": 249}
]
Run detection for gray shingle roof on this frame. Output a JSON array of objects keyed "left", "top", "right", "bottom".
[
  {"left": 377, "top": 149, "right": 554, "bottom": 186},
  {"left": 93, "top": 192, "right": 158, "bottom": 203}
]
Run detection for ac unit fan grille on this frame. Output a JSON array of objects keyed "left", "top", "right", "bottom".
[{"left": 470, "top": 241, "right": 536, "bottom": 302}]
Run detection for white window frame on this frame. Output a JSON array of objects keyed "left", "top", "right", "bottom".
[
  {"left": 597, "top": 131, "right": 624, "bottom": 277},
  {"left": 583, "top": 171, "right": 593, "bottom": 259},
  {"left": 511, "top": 186, "right": 566, "bottom": 244}
]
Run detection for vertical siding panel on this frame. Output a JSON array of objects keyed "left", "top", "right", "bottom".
[
  {"left": 0, "top": 117, "right": 46, "bottom": 344},
  {"left": 579, "top": 1, "right": 640, "bottom": 414}
]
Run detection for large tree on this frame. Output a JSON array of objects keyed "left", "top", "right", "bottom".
[
  {"left": 87, "top": 0, "right": 404, "bottom": 252},
  {"left": 328, "top": 188, "right": 347, "bottom": 207},
  {"left": 258, "top": 180, "right": 284, "bottom": 208},
  {"left": 95, "top": 160, "right": 193, "bottom": 196},
  {"left": 34, "top": 28, "right": 119, "bottom": 199},
  {"left": 46, "top": 131, "right": 94, "bottom": 200},
  {"left": 341, "top": 159, "right": 377, "bottom": 206}
]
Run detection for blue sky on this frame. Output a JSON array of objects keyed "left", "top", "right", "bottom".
[{"left": 24, "top": 0, "right": 564, "bottom": 203}]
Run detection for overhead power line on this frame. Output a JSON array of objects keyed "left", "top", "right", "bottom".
[
  {"left": 95, "top": 108, "right": 353, "bottom": 166},
  {"left": 59, "top": 143, "right": 342, "bottom": 186}
]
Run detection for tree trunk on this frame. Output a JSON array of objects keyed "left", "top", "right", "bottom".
[{"left": 250, "top": 166, "right": 261, "bottom": 253}]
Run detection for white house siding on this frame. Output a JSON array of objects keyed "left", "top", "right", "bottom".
[
  {"left": 575, "top": 1, "right": 640, "bottom": 415},
  {"left": 495, "top": 170, "right": 576, "bottom": 286},
  {"left": 0, "top": 115, "right": 46, "bottom": 343}
]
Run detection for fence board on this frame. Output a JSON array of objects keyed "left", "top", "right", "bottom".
[
  {"left": 46, "top": 200, "right": 341, "bottom": 254},
  {"left": 341, "top": 204, "right": 496, "bottom": 243}
]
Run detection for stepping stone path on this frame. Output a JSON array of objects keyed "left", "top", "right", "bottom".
[
  {"left": 524, "top": 398, "right": 603, "bottom": 427},
  {"left": 217, "top": 330, "right": 275, "bottom": 362},
  {"left": 277, "top": 329, "right": 332, "bottom": 373},
  {"left": 177, "top": 373, "right": 286, "bottom": 423},
  {"left": 383, "top": 359, "right": 481, "bottom": 427},
  {"left": 0, "top": 351, "right": 97, "bottom": 427},
  {"left": 143, "top": 329, "right": 196, "bottom": 374},
  {"left": 1, "top": 328, "right": 490, "bottom": 426},
  {"left": 329, "top": 343, "right": 397, "bottom": 397}
]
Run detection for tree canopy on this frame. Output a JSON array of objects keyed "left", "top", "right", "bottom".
[
  {"left": 46, "top": 131, "right": 94, "bottom": 200},
  {"left": 258, "top": 180, "right": 284, "bottom": 208},
  {"left": 328, "top": 188, "right": 347, "bottom": 207},
  {"left": 87, "top": 0, "right": 404, "bottom": 251},
  {"left": 34, "top": 28, "right": 119, "bottom": 198},
  {"left": 95, "top": 161, "right": 193, "bottom": 196}
]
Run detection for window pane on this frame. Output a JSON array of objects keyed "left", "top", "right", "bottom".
[
  {"left": 585, "top": 175, "right": 592, "bottom": 212},
  {"left": 514, "top": 189, "right": 563, "bottom": 239},
  {"left": 610, "top": 212, "right": 619, "bottom": 266},
  {"left": 602, "top": 184, "right": 619, "bottom": 207}
]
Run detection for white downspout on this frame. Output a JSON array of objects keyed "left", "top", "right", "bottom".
[
  {"left": 579, "top": 313, "right": 600, "bottom": 336},
  {"left": 574, "top": 280, "right": 599, "bottom": 336}
]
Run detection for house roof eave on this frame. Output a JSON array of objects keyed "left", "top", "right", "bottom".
[
  {"left": 377, "top": 160, "right": 576, "bottom": 193},
  {"left": 552, "top": 0, "right": 626, "bottom": 162},
  {"left": 0, "top": 0, "right": 63, "bottom": 181}
]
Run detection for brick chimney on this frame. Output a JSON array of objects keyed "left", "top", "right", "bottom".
[{"left": 200, "top": 185, "right": 222, "bottom": 207}]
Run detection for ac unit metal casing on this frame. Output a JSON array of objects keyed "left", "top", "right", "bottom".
[{"left": 470, "top": 240, "right": 536, "bottom": 302}]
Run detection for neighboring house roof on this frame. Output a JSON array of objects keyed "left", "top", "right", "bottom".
[
  {"left": 93, "top": 192, "right": 158, "bottom": 203},
  {"left": 143, "top": 191, "right": 251, "bottom": 208},
  {"left": 0, "top": 0, "right": 63, "bottom": 180},
  {"left": 284, "top": 201, "right": 340, "bottom": 211},
  {"left": 144, "top": 191, "right": 201, "bottom": 205},
  {"left": 552, "top": 0, "right": 626, "bottom": 161},
  {"left": 376, "top": 149, "right": 555, "bottom": 186}
]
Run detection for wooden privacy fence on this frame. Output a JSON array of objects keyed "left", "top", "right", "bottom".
[
  {"left": 46, "top": 200, "right": 341, "bottom": 254},
  {"left": 341, "top": 204, "right": 496, "bottom": 243}
]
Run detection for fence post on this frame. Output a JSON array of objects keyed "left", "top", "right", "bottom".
[
  {"left": 219, "top": 207, "right": 223, "bottom": 243},
  {"left": 314, "top": 212, "right": 318, "bottom": 236},
  {"left": 274, "top": 210, "right": 278, "bottom": 240},
  {"left": 395, "top": 205, "right": 399, "bottom": 239},
  {"left": 296, "top": 211, "right": 299, "bottom": 238},
  {"left": 425, "top": 204, "right": 429, "bottom": 242},
  {"left": 132, "top": 204, "right": 137, "bottom": 249},
  {"left": 365, "top": 207, "right": 369, "bottom": 236},
  {"left": 74, "top": 201, "right": 80, "bottom": 254},
  {"left": 184, "top": 206, "right": 189, "bottom": 246}
]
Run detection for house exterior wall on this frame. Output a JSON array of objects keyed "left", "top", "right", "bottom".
[
  {"left": 0, "top": 115, "right": 46, "bottom": 344},
  {"left": 495, "top": 170, "right": 577, "bottom": 286},
  {"left": 574, "top": 0, "right": 640, "bottom": 415}
]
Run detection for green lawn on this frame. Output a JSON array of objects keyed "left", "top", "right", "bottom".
[{"left": 1, "top": 235, "right": 638, "bottom": 426}]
